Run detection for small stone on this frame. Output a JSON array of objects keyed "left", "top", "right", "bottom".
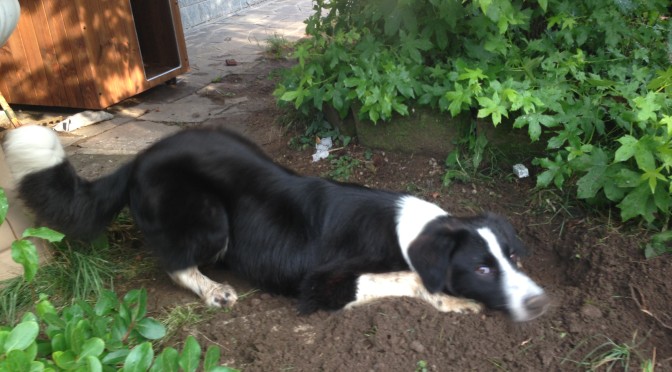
[
  {"left": 409, "top": 340, "right": 426, "bottom": 353},
  {"left": 250, "top": 298, "right": 262, "bottom": 306},
  {"left": 580, "top": 303, "right": 603, "bottom": 318}
]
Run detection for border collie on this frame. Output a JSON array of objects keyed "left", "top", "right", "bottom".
[{"left": 2, "top": 126, "right": 549, "bottom": 321}]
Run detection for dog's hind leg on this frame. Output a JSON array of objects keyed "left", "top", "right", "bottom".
[
  {"left": 346, "top": 271, "right": 482, "bottom": 314},
  {"left": 168, "top": 267, "right": 238, "bottom": 308}
]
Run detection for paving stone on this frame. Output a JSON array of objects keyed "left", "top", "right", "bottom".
[{"left": 73, "top": 121, "right": 180, "bottom": 155}]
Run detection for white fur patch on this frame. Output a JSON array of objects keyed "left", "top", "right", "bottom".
[
  {"left": 2, "top": 125, "right": 66, "bottom": 183},
  {"left": 477, "top": 227, "right": 546, "bottom": 321},
  {"left": 396, "top": 195, "right": 448, "bottom": 270},
  {"left": 347, "top": 271, "right": 482, "bottom": 314},
  {"left": 168, "top": 267, "right": 238, "bottom": 308}
]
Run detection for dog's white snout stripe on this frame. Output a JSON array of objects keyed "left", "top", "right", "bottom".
[{"left": 477, "top": 228, "right": 547, "bottom": 322}]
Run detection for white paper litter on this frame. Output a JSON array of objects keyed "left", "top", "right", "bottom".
[
  {"left": 312, "top": 137, "right": 333, "bottom": 162},
  {"left": 513, "top": 163, "right": 529, "bottom": 178},
  {"left": 54, "top": 111, "right": 114, "bottom": 132}
]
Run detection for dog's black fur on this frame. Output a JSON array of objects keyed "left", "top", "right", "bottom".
[{"left": 5, "top": 127, "right": 548, "bottom": 318}]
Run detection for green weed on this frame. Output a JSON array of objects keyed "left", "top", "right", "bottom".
[
  {"left": 327, "top": 155, "right": 361, "bottom": 182},
  {"left": 264, "top": 33, "right": 293, "bottom": 59},
  {"left": 0, "top": 188, "right": 238, "bottom": 371},
  {"left": 286, "top": 113, "right": 352, "bottom": 151},
  {"left": 158, "top": 302, "right": 217, "bottom": 347},
  {"left": 562, "top": 332, "right": 654, "bottom": 371}
]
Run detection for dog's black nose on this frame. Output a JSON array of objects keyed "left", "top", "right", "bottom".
[{"left": 524, "top": 293, "right": 550, "bottom": 318}]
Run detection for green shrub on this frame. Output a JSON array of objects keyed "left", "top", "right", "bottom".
[
  {"left": 0, "top": 188, "right": 238, "bottom": 371},
  {"left": 0, "top": 289, "right": 236, "bottom": 371},
  {"left": 275, "top": 0, "right": 672, "bottom": 238}
]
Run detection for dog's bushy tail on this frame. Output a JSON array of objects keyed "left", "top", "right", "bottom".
[{"left": 2, "top": 125, "right": 132, "bottom": 239}]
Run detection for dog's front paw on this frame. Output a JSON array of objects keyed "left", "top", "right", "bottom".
[
  {"left": 453, "top": 299, "right": 483, "bottom": 314},
  {"left": 203, "top": 283, "right": 238, "bottom": 308},
  {"left": 430, "top": 295, "right": 483, "bottom": 314}
]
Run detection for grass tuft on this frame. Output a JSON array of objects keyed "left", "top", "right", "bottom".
[
  {"left": 264, "top": 33, "right": 293, "bottom": 59},
  {"left": 562, "top": 331, "right": 654, "bottom": 371}
]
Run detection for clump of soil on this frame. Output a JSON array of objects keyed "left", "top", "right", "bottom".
[{"left": 121, "top": 59, "right": 672, "bottom": 371}]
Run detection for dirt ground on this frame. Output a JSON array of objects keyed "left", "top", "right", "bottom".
[{"left": 94, "top": 59, "right": 672, "bottom": 371}]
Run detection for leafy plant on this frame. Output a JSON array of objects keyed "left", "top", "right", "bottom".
[
  {"left": 416, "top": 360, "right": 429, "bottom": 372},
  {"left": 264, "top": 33, "right": 293, "bottom": 59},
  {"left": 562, "top": 332, "right": 653, "bottom": 371},
  {"left": 327, "top": 155, "right": 361, "bottom": 181},
  {"left": 286, "top": 111, "right": 352, "bottom": 150},
  {"left": 275, "top": 0, "right": 672, "bottom": 233},
  {"left": 0, "top": 289, "right": 237, "bottom": 371},
  {"left": 0, "top": 189, "right": 238, "bottom": 371},
  {"left": 442, "top": 124, "right": 489, "bottom": 187},
  {"left": 158, "top": 303, "right": 216, "bottom": 348}
]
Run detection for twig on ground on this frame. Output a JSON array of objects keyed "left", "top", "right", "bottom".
[{"left": 629, "top": 284, "right": 672, "bottom": 331}]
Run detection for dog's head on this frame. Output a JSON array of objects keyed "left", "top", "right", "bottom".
[{"left": 406, "top": 212, "right": 549, "bottom": 322}]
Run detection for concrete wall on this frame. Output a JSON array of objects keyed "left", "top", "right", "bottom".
[{"left": 178, "top": 0, "right": 270, "bottom": 30}]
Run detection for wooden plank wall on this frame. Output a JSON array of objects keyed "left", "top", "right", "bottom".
[{"left": 0, "top": 0, "right": 189, "bottom": 109}]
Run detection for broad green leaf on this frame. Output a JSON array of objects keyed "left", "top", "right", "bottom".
[
  {"left": 84, "top": 355, "right": 102, "bottom": 372},
  {"left": 204, "top": 346, "right": 221, "bottom": 371},
  {"left": 51, "top": 333, "right": 66, "bottom": 352},
  {"left": 36, "top": 297, "right": 57, "bottom": 319},
  {"left": 123, "top": 342, "right": 154, "bottom": 372},
  {"left": 645, "top": 230, "right": 672, "bottom": 258},
  {"left": 618, "top": 184, "right": 656, "bottom": 222},
  {"left": 653, "top": 182, "right": 671, "bottom": 213},
  {"left": 179, "top": 336, "right": 202, "bottom": 372},
  {"left": 5, "top": 321, "right": 39, "bottom": 352},
  {"left": 614, "top": 168, "right": 642, "bottom": 189},
  {"left": 150, "top": 347, "right": 179, "bottom": 372},
  {"left": 22, "top": 227, "right": 64, "bottom": 243},
  {"left": 78, "top": 337, "right": 105, "bottom": 360},
  {"left": 640, "top": 166, "right": 667, "bottom": 194},
  {"left": 476, "top": 93, "right": 508, "bottom": 126},
  {"left": 632, "top": 92, "right": 661, "bottom": 122},
  {"left": 29, "top": 360, "right": 45, "bottom": 372},
  {"left": 634, "top": 145, "right": 656, "bottom": 172},
  {"left": 603, "top": 165, "right": 626, "bottom": 202},
  {"left": 0, "top": 188, "right": 8, "bottom": 225},
  {"left": 128, "top": 288, "right": 148, "bottom": 321},
  {"left": 70, "top": 319, "right": 92, "bottom": 354},
  {"left": 94, "top": 290, "right": 119, "bottom": 316},
  {"left": 136, "top": 318, "right": 166, "bottom": 340},
  {"left": 279, "top": 90, "right": 299, "bottom": 102},
  {"left": 614, "top": 135, "right": 638, "bottom": 162},
  {"left": 101, "top": 349, "right": 130, "bottom": 365},
  {"left": 476, "top": 0, "right": 492, "bottom": 15},
  {"left": 209, "top": 367, "right": 241, "bottom": 372},
  {"left": 53, "top": 350, "right": 78, "bottom": 370},
  {"left": 22, "top": 340, "right": 38, "bottom": 362},
  {"left": 577, "top": 166, "right": 607, "bottom": 199},
  {"left": 21, "top": 312, "right": 38, "bottom": 323},
  {"left": 661, "top": 115, "right": 672, "bottom": 137},
  {"left": 5, "top": 349, "right": 31, "bottom": 372},
  {"left": 11, "top": 240, "right": 39, "bottom": 282},
  {"left": 0, "top": 331, "right": 9, "bottom": 354},
  {"left": 536, "top": 169, "right": 555, "bottom": 188}
]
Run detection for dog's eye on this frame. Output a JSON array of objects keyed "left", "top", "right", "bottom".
[
  {"left": 509, "top": 253, "right": 518, "bottom": 262},
  {"left": 475, "top": 265, "right": 494, "bottom": 275}
]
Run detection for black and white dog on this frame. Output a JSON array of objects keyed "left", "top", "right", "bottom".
[{"left": 2, "top": 126, "right": 549, "bottom": 321}]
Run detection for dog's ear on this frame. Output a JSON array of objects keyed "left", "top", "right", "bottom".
[{"left": 407, "top": 221, "right": 466, "bottom": 293}]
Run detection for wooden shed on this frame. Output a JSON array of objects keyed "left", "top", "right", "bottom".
[{"left": 0, "top": 0, "right": 190, "bottom": 109}]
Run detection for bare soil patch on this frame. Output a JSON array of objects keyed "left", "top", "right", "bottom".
[{"left": 103, "top": 59, "right": 672, "bottom": 371}]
